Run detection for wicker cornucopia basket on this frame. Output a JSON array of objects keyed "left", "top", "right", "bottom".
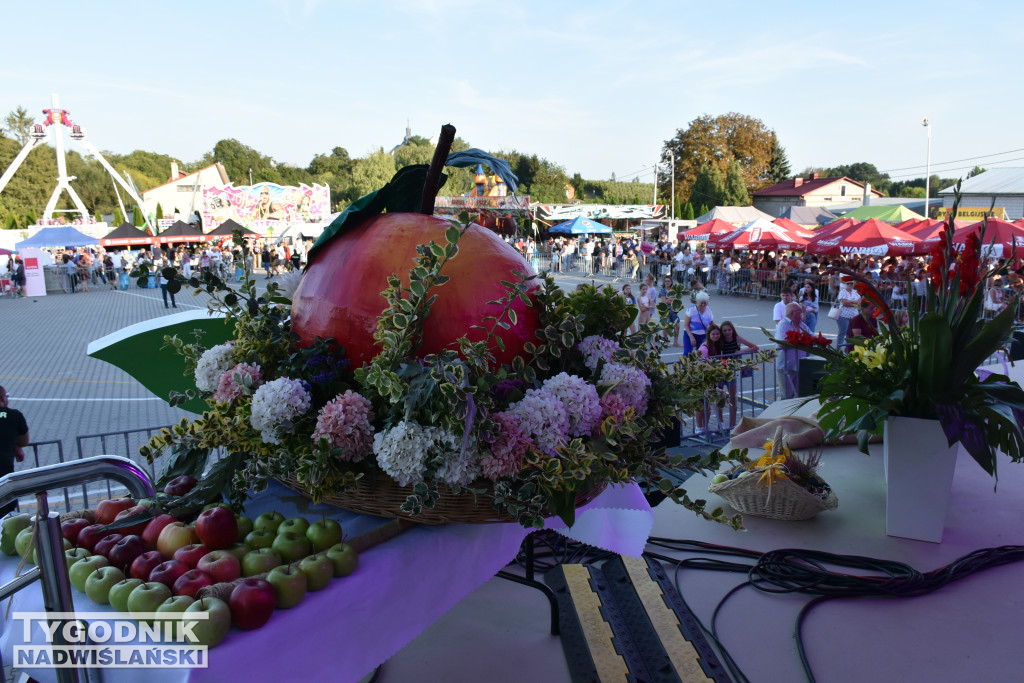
[
  {"left": 708, "top": 427, "right": 837, "bottom": 521},
  {"left": 278, "top": 474, "right": 607, "bottom": 525}
]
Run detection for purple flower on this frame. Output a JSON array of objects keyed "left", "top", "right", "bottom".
[
  {"left": 480, "top": 412, "right": 533, "bottom": 480},
  {"left": 312, "top": 390, "right": 375, "bottom": 462}
]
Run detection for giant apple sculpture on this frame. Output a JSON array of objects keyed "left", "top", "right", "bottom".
[
  {"left": 290, "top": 127, "right": 540, "bottom": 369},
  {"left": 290, "top": 214, "right": 540, "bottom": 368}
]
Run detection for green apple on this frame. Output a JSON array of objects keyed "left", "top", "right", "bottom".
[
  {"left": 253, "top": 511, "right": 284, "bottom": 535},
  {"left": 14, "top": 527, "right": 34, "bottom": 561},
  {"left": 267, "top": 564, "right": 307, "bottom": 608},
  {"left": 241, "top": 548, "right": 282, "bottom": 577},
  {"left": 84, "top": 566, "right": 125, "bottom": 604},
  {"left": 109, "top": 578, "right": 145, "bottom": 612},
  {"left": 127, "top": 582, "right": 173, "bottom": 622},
  {"left": 235, "top": 515, "right": 253, "bottom": 541},
  {"left": 298, "top": 553, "right": 333, "bottom": 592},
  {"left": 244, "top": 529, "right": 275, "bottom": 550},
  {"left": 305, "top": 518, "right": 343, "bottom": 553},
  {"left": 272, "top": 532, "right": 312, "bottom": 564},
  {"left": 69, "top": 555, "right": 110, "bottom": 592},
  {"left": 185, "top": 597, "right": 232, "bottom": 648},
  {"left": 224, "top": 542, "right": 252, "bottom": 563},
  {"left": 65, "top": 547, "right": 91, "bottom": 570},
  {"left": 277, "top": 517, "right": 309, "bottom": 537},
  {"left": 156, "top": 595, "right": 195, "bottom": 636},
  {"left": 326, "top": 543, "right": 359, "bottom": 578},
  {"left": 1, "top": 514, "right": 32, "bottom": 555}
]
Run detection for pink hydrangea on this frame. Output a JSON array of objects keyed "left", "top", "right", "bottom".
[
  {"left": 599, "top": 362, "right": 651, "bottom": 417},
  {"left": 577, "top": 335, "right": 620, "bottom": 372},
  {"left": 312, "top": 390, "right": 375, "bottom": 462},
  {"left": 480, "top": 411, "right": 533, "bottom": 481},
  {"left": 509, "top": 388, "right": 570, "bottom": 455},
  {"left": 213, "top": 363, "right": 263, "bottom": 404},
  {"left": 597, "top": 392, "right": 631, "bottom": 427},
  {"left": 540, "top": 372, "right": 602, "bottom": 437}
]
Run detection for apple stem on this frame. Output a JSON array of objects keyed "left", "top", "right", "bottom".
[{"left": 419, "top": 124, "right": 456, "bottom": 215}]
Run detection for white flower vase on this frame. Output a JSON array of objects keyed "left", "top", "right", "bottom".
[{"left": 883, "top": 416, "right": 960, "bottom": 543}]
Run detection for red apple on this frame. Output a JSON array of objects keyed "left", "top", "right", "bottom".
[
  {"left": 94, "top": 498, "right": 135, "bottom": 525},
  {"left": 113, "top": 506, "right": 152, "bottom": 536},
  {"left": 197, "top": 550, "right": 241, "bottom": 584},
  {"left": 77, "top": 524, "right": 109, "bottom": 552},
  {"left": 94, "top": 534, "right": 124, "bottom": 558},
  {"left": 229, "top": 578, "right": 276, "bottom": 630},
  {"left": 142, "top": 514, "right": 178, "bottom": 550},
  {"left": 107, "top": 535, "right": 146, "bottom": 573},
  {"left": 61, "top": 519, "right": 91, "bottom": 545},
  {"left": 130, "top": 551, "right": 165, "bottom": 581},
  {"left": 173, "top": 544, "right": 211, "bottom": 569},
  {"left": 149, "top": 560, "right": 190, "bottom": 588},
  {"left": 156, "top": 523, "right": 199, "bottom": 559},
  {"left": 195, "top": 506, "right": 238, "bottom": 550},
  {"left": 173, "top": 569, "right": 214, "bottom": 598},
  {"left": 291, "top": 214, "right": 540, "bottom": 368},
  {"left": 163, "top": 475, "right": 198, "bottom": 497}
]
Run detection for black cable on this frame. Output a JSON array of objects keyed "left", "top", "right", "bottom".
[{"left": 643, "top": 539, "right": 1024, "bottom": 683}]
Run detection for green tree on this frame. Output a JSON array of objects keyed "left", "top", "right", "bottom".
[
  {"left": 571, "top": 173, "right": 584, "bottom": 201},
  {"left": 724, "top": 161, "right": 750, "bottom": 206},
  {"left": 581, "top": 180, "right": 654, "bottom": 204},
  {"left": 682, "top": 202, "right": 695, "bottom": 220},
  {"left": 689, "top": 165, "right": 725, "bottom": 208},
  {"left": 132, "top": 205, "right": 145, "bottom": 226},
  {"left": 698, "top": 204, "right": 709, "bottom": 217},
  {"left": 820, "top": 162, "right": 891, "bottom": 195},
  {"left": 0, "top": 137, "right": 58, "bottom": 227},
  {"left": 3, "top": 107, "right": 35, "bottom": 145},
  {"left": 664, "top": 112, "right": 774, "bottom": 202},
  {"left": 967, "top": 165, "right": 986, "bottom": 178},
  {"left": 767, "top": 132, "right": 791, "bottom": 183},
  {"left": 156, "top": 203, "right": 164, "bottom": 220},
  {"left": 113, "top": 208, "right": 125, "bottom": 226},
  {"left": 349, "top": 148, "right": 395, "bottom": 198},
  {"left": 393, "top": 139, "right": 434, "bottom": 168},
  {"left": 203, "top": 139, "right": 280, "bottom": 185}
]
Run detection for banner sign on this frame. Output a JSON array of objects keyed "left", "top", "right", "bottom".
[
  {"left": 202, "top": 183, "right": 330, "bottom": 229},
  {"left": 434, "top": 195, "right": 530, "bottom": 211},
  {"left": 20, "top": 248, "right": 46, "bottom": 297},
  {"left": 934, "top": 206, "right": 1007, "bottom": 221}
]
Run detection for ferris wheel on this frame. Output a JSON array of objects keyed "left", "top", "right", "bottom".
[{"left": 0, "top": 94, "right": 153, "bottom": 232}]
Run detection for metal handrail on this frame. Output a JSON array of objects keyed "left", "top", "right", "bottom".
[{"left": 0, "top": 456, "right": 154, "bottom": 683}]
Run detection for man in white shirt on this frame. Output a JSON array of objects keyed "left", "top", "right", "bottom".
[{"left": 773, "top": 290, "right": 795, "bottom": 326}]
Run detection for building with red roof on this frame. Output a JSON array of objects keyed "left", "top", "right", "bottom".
[{"left": 753, "top": 174, "right": 883, "bottom": 218}]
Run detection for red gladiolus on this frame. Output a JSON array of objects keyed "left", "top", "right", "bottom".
[
  {"left": 928, "top": 242, "right": 946, "bottom": 294},
  {"left": 815, "top": 333, "right": 833, "bottom": 347},
  {"left": 959, "top": 232, "right": 982, "bottom": 296}
]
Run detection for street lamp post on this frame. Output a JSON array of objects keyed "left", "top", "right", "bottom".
[
  {"left": 653, "top": 159, "right": 658, "bottom": 205},
  {"left": 923, "top": 118, "right": 932, "bottom": 218},
  {"left": 248, "top": 167, "right": 253, "bottom": 187},
  {"left": 668, "top": 150, "right": 675, "bottom": 221}
]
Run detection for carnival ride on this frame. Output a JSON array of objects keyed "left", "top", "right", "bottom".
[{"left": 0, "top": 94, "right": 153, "bottom": 232}]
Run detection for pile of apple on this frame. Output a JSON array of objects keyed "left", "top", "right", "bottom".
[{"left": 1, "top": 476, "right": 359, "bottom": 648}]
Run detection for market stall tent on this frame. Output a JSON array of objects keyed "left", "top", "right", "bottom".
[
  {"left": 15, "top": 226, "right": 99, "bottom": 249},
  {"left": 207, "top": 218, "right": 258, "bottom": 237},
  {"left": 682, "top": 218, "right": 735, "bottom": 241},
  {"left": 99, "top": 222, "right": 154, "bottom": 247},
  {"left": 806, "top": 218, "right": 919, "bottom": 256},
  {"left": 549, "top": 215, "right": 612, "bottom": 234},
  {"left": 157, "top": 220, "right": 208, "bottom": 244},
  {"left": 830, "top": 205, "right": 924, "bottom": 223}
]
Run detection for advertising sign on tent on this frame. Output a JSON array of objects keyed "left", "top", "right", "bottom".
[
  {"left": 20, "top": 248, "right": 46, "bottom": 297},
  {"left": 935, "top": 207, "right": 1007, "bottom": 222}
]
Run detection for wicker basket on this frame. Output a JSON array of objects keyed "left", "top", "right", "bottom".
[
  {"left": 277, "top": 474, "right": 608, "bottom": 525},
  {"left": 708, "top": 427, "right": 837, "bottom": 521}
]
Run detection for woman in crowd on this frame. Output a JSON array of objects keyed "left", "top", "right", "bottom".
[
  {"left": 682, "top": 291, "right": 713, "bottom": 355},
  {"left": 697, "top": 323, "right": 725, "bottom": 432},
  {"left": 719, "top": 320, "right": 759, "bottom": 428},
  {"left": 835, "top": 277, "right": 861, "bottom": 350},
  {"left": 622, "top": 283, "right": 638, "bottom": 334},
  {"left": 800, "top": 281, "right": 819, "bottom": 332}
]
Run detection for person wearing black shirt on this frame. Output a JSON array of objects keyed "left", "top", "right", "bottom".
[{"left": 0, "top": 387, "right": 28, "bottom": 516}]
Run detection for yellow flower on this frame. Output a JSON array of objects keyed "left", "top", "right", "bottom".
[
  {"left": 849, "top": 345, "right": 867, "bottom": 363},
  {"left": 863, "top": 347, "right": 888, "bottom": 370}
]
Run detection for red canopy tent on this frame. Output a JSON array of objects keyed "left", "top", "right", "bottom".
[
  {"left": 941, "top": 218, "right": 1024, "bottom": 258},
  {"left": 708, "top": 219, "right": 811, "bottom": 251},
  {"left": 772, "top": 216, "right": 804, "bottom": 232},
  {"left": 682, "top": 218, "right": 736, "bottom": 242},
  {"left": 813, "top": 217, "right": 860, "bottom": 240},
  {"left": 806, "top": 218, "right": 919, "bottom": 257}
]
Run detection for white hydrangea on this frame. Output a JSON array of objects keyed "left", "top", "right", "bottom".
[
  {"left": 436, "top": 439, "right": 482, "bottom": 486},
  {"left": 373, "top": 421, "right": 457, "bottom": 487},
  {"left": 249, "top": 377, "right": 311, "bottom": 444},
  {"left": 194, "top": 343, "right": 235, "bottom": 392}
]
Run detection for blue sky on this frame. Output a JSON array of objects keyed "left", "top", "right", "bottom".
[{"left": 2, "top": 0, "right": 1022, "bottom": 186}]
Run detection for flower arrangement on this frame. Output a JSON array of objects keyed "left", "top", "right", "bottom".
[
  {"left": 776, "top": 185, "right": 1024, "bottom": 477},
  {"left": 708, "top": 427, "right": 836, "bottom": 520},
  {"left": 137, "top": 154, "right": 773, "bottom": 529}
]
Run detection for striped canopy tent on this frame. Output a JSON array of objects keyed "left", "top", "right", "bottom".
[
  {"left": 99, "top": 222, "right": 154, "bottom": 248},
  {"left": 682, "top": 218, "right": 735, "bottom": 241},
  {"left": 806, "top": 218, "right": 919, "bottom": 257},
  {"left": 708, "top": 218, "right": 811, "bottom": 251}
]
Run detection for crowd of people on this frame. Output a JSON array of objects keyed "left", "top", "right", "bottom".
[{"left": 2, "top": 237, "right": 314, "bottom": 302}]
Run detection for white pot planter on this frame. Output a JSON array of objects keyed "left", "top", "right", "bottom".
[{"left": 883, "top": 416, "right": 960, "bottom": 543}]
